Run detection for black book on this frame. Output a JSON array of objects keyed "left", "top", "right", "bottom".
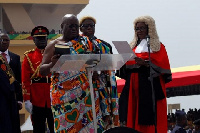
[{"left": 54, "top": 44, "right": 70, "bottom": 55}]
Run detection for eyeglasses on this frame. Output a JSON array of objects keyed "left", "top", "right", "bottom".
[
  {"left": 68, "top": 24, "right": 79, "bottom": 29},
  {"left": 135, "top": 26, "right": 147, "bottom": 31},
  {"left": 81, "top": 24, "right": 95, "bottom": 28},
  {"left": 0, "top": 39, "right": 10, "bottom": 42}
]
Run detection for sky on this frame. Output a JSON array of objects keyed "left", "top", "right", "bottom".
[
  {"left": 78, "top": 0, "right": 200, "bottom": 68},
  {"left": 78, "top": 0, "right": 200, "bottom": 112}
]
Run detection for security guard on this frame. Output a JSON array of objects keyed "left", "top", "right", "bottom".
[
  {"left": 171, "top": 110, "right": 187, "bottom": 133},
  {"left": 22, "top": 26, "right": 54, "bottom": 133}
]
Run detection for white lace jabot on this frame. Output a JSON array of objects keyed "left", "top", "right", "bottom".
[{"left": 135, "top": 39, "right": 152, "bottom": 53}]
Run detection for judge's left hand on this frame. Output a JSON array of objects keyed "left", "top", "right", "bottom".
[{"left": 135, "top": 57, "right": 149, "bottom": 67}]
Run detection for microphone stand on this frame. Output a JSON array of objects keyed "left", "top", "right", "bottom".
[
  {"left": 79, "top": 36, "right": 89, "bottom": 54},
  {"left": 146, "top": 36, "right": 157, "bottom": 133},
  {"left": 89, "top": 37, "right": 101, "bottom": 65},
  {"left": 86, "top": 36, "right": 102, "bottom": 133}
]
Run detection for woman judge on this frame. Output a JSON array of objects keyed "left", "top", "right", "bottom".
[{"left": 121, "top": 15, "right": 172, "bottom": 133}]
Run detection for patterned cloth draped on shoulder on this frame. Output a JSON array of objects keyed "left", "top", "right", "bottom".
[{"left": 50, "top": 37, "right": 119, "bottom": 133}]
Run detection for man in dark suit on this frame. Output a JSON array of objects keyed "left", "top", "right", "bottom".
[
  {"left": 0, "top": 33, "right": 23, "bottom": 133},
  {"left": 0, "top": 46, "right": 19, "bottom": 133},
  {"left": 0, "top": 67, "right": 16, "bottom": 133}
]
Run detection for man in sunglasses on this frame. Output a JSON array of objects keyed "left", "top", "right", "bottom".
[
  {"left": 79, "top": 16, "right": 118, "bottom": 129},
  {"left": 40, "top": 14, "right": 119, "bottom": 132},
  {"left": 22, "top": 26, "right": 54, "bottom": 133},
  {"left": 79, "top": 16, "right": 113, "bottom": 54}
]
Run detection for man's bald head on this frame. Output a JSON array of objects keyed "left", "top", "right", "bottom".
[
  {"left": 0, "top": 33, "right": 8, "bottom": 37},
  {"left": 61, "top": 14, "right": 78, "bottom": 29},
  {"left": 61, "top": 14, "right": 79, "bottom": 41},
  {"left": 62, "top": 14, "right": 76, "bottom": 20}
]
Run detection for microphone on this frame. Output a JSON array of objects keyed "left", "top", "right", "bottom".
[
  {"left": 78, "top": 36, "right": 88, "bottom": 52},
  {"left": 146, "top": 35, "right": 150, "bottom": 41},
  {"left": 89, "top": 36, "right": 100, "bottom": 53},
  {"left": 146, "top": 35, "right": 150, "bottom": 47},
  {"left": 62, "top": 41, "right": 73, "bottom": 46}
]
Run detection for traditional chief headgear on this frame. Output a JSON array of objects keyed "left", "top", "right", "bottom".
[
  {"left": 31, "top": 26, "right": 49, "bottom": 37},
  {"left": 79, "top": 16, "right": 96, "bottom": 26},
  {"left": 193, "top": 119, "right": 200, "bottom": 126},
  {"left": 130, "top": 15, "right": 160, "bottom": 52}
]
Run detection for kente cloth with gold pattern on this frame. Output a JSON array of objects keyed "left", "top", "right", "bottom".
[{"left": 50, "top": 36, "right": 118, "bottom": 133}]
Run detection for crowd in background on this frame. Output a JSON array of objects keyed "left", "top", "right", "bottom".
[{"left": 168, "top": 108, "right": 200, "bottom": 132}]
